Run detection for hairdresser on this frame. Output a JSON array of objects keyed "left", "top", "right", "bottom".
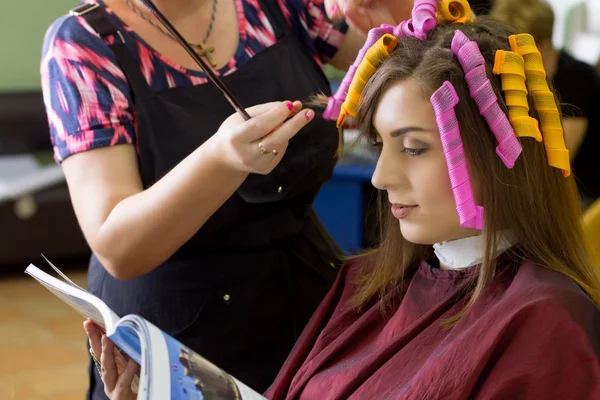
[{"left": 40, "top": 0, "right": 412, "bottom": 398}]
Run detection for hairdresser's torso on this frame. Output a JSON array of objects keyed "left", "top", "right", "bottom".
[{"left": 44, "top": 0, "right": 345, "bottom": 394}]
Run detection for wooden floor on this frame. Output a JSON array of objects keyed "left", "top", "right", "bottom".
[{"left": 0, "top": 267, "right": 89, "bottom": 400}]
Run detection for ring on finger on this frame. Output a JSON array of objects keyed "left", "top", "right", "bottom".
[
  {"left": 89, "top": 347, "right": 103, "bottom": 378},
  {"left": 258, "top": 142, "right": 278, "bottom": 156}
]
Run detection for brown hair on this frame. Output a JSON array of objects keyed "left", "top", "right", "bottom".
[
  {"left": 349, "top": 17, "right": 600, "bottom": 322},
  {"left": 491, "top": 0, "right": 555, "bottom": 43}
]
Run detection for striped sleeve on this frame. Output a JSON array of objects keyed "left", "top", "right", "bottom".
[
  {"left": 41, "top": 14, "right": 136, "bottom": 163},
  {"left": 303, "top": 0, "right": 348, "bottom": 62}
]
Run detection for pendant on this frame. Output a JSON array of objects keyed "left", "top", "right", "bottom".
[{"left": 194, "top": 43, "right": 217, "bottom": 68}]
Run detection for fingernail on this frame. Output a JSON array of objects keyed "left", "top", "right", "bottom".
[
  {"left": 305, "top": 110, "right": 314, "bottom": 121},
  {"left": 330, "top": 3, "right": 339, "bottom": 16},
  {"left": 287, "top": 102, "right": 293, "bottom": 111}
]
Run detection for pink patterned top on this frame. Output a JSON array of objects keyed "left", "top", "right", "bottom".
[{"left": 41, "top": 0, "right": 347, "bottom": 162}]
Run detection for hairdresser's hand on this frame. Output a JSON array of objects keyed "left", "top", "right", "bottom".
[
  {"left": 84, "top": 320, "right": 138, "bottom": 400},
  {"left": 210, "top": 101, "right": 314, "bottom": 175},
  {"left": 325, "top": 0, "right": 414, "bottom": 34}
]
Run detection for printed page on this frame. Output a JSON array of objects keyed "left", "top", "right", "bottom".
[
  {"left": 118, "top": 315, "right": 171, "bottom": 400},
  {"left": 129, "top": 316, "right": 266, "bottom": 400}
]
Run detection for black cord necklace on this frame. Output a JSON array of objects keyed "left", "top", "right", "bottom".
[{"left": 124, "top": 0, "right": 219, "bottom": 67}]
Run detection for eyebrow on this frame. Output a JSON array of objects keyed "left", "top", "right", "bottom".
[{"left": 390, "top": 126, "right": 430, "bottom": 137}]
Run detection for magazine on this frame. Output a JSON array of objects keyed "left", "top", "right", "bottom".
[{"left": 25, "top": 261, "right": 266, "bottom": 400}]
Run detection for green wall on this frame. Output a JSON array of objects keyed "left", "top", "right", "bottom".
[{"left": 0, "top": 0, "right": 77, "bottom": 92}]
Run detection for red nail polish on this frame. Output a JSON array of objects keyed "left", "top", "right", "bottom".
[
  {"left": 305, "top": 110, "right": 314, "bottom": 121},
  {"left": 330, "top": 3, "right": 339, "bottom": 16},
  {"left": 287, "top": 102, "right": 294, "bottom": 111}
]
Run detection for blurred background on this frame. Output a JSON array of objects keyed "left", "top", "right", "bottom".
[
  {"left": 1, "top": 4, "right": 94, "bottom": 398},
  {"left": 0, "top": 0, "right": 599, "bottom": 399}
]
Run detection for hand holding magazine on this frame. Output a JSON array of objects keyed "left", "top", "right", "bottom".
[{"left": 25, "top": 261, "right": 266, "bottom": 400}]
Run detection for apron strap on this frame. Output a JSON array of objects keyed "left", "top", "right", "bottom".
[
  {"left": 72, "top": 3, "right": 152, "bottom": 97},
  {"left": 256, "top": 0, "right": 290, "bottom": 40}
]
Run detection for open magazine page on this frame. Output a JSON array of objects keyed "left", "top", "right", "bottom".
[
  {"left": 25, "top": 264, "right": 142, "bottom": 392},
  {"left": 118, "top": 315, "right": 266, "bottom": 400},
  {"left": 104, "top": 315, "right": 160, "bottom": 399},
  {"left": 24, "top": 264, "right": 120, "bottom": 332},
  {"left": 25, "top": 263, "right": 266, "bottom": 399}
]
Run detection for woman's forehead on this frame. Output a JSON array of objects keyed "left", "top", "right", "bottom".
[{"left": 373, "top": 81, "right": 436, "bottom": 133}]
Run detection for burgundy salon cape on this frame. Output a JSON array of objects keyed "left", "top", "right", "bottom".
[{"left": 265, "top": 260, "right": 600, "bottom": 399}]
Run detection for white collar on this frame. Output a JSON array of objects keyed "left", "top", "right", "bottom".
[{"left": 432, "top": 233, "right": 514, "bottom": 270}]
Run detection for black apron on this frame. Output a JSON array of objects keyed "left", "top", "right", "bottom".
[{"left": 78, "top": 1, "right": 342, "bottom": 398}]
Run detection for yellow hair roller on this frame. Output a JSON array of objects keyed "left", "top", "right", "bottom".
[
  {"left": 337, "top": 34, "right": 399, "bottom": 128},
  {"left": 493, "top": 50, "right": 542, "bottom": 142},
  {"left": 509, "top": 34, "right": 570, "bottom": 177},
  {"left": 333, "top": 0, "right": 473, "bottom": 129},
  {"left": 437, "top": 0, "right": 474, "bottom": 24}
]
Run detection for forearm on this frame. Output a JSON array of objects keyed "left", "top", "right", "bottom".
[{"left": 94, "top": 137, "right": 248, "bottom": 279}]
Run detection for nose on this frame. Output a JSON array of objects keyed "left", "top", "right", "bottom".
[{"left": 371, "top": 147, "right": 407, "bottom": 191}]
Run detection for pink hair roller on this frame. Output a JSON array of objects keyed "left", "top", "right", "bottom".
[
  {"left": 451, "top": 30, "right": 522, "bottom": 168},
  {"left": 323, "top": 25, "right": 395, "bottom": 120},
  {"left": 411, "top": 0, "right": 440, "bottom": 40},
  {"left": 323, "top": 0, "right": 445, "bottom": 121},
  {"left": 431, "top": 81, "right": 484, "bottom": 230}
]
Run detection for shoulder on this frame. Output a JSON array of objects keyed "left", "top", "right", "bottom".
[
  {"left": 469, "top": 261, "right": 600, "bottom": 398},
  {"left": 42, "top": 10, "right": 125, "bottom": 81},
  {"left": 245, "top": 0, "right": 312, "bottom": 22},
  {"left": 511, "top": 261, "right": 594, "bottom": 299},
  {"left": 279, "top": 0, "right": 337, "bottom": 29},
  {"left": 278, "top": 0, "right": 314, "bottom": 13},
  {"left": 273, "top": 0, "right": 328, "bottom": 29},
  {"left": 559, "top": 51, "right": 598, "bottom": 77},
  {"left": 499, "top": 261, "right": 599, "bottom": 341},
  {"left": 44, "top": 12, "right": 104, "bottom": 58}
]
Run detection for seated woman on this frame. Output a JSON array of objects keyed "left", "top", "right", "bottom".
[{"left": 87, "top": 1, "right": 600, "bottom": 398}]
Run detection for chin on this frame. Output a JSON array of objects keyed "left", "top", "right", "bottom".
[
  {"left": 399, "top": 220, "right": 479, "bottom": 245},
  {"left": 398, "top": 221, "right": 440, "bottom": 245}
]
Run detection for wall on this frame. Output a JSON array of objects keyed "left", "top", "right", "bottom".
[
  {"left": 545, "top": 0, "right": 585, "bottom": 48},
  {"left": 0, "top": 0, "right": 590, "bottom": 92},
  {"left": 0, "top": 0, "right": 77, "bottom": 92}
]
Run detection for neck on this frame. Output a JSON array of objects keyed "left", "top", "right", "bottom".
[{"left": 133, "top": 0, "right": 213, "bottom": 21}]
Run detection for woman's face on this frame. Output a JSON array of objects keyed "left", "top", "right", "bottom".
[{"left": 371, "top": 79, "right": 479, "bottom": 245}]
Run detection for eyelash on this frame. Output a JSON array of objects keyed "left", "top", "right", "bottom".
[
  {"left": 371, "top": 142, "right": 427, "bottom": 157},
  {"left": 403, "top": 148, "right": 426, "bottom": 157}
]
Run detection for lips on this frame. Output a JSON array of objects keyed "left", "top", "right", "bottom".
[{"left": 391, "top": 204, "right": 418, "bottom": 219}]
